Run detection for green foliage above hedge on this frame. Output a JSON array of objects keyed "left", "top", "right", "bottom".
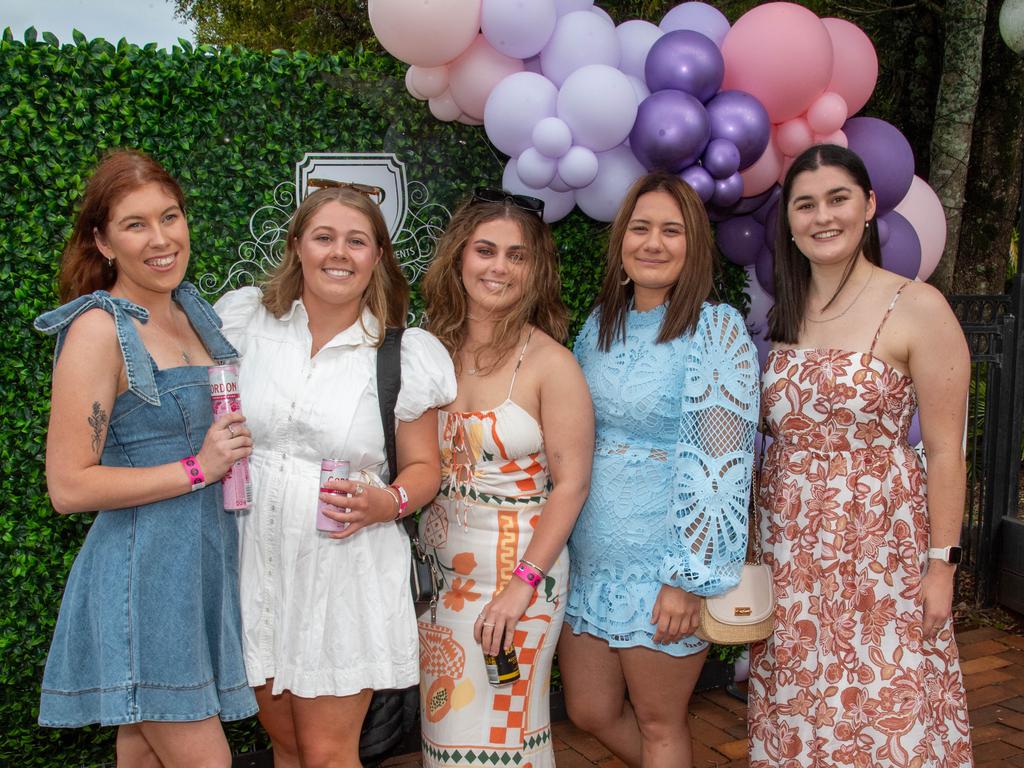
[{"left": 0, "top": 29, "right": 747, "bottom": 765}]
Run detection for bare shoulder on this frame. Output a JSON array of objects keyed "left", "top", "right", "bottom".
[
  {"left": 54, "top": 307, "right": 122, "bottom": 375},
  {"left": 529, "top": 329, "right": 582, "bottom": 371}
]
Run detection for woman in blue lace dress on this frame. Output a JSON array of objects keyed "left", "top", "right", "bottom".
[
  {"left": 34, "top": 150, "right": 256, "bottom": 766},
  {"left": 559, "top": 172, "right": 760, "bottom": 767}
]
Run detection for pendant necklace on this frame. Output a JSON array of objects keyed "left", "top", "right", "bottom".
[
  {"left": 150, "top": 312, "right": 192, "bottom": 364},
  {"left": 806, "top": 266, "right": 874, "bottom": 324}
]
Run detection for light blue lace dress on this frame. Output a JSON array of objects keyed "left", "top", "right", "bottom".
[{"left": 565, "top": 302, "right": 760, "bottom": 656}]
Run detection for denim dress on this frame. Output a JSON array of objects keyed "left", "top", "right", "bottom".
[{"left": 34, "top": 282, "right": 258, "bottom": 727}]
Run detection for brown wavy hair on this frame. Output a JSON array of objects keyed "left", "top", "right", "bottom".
[
  {"left": 422, "top": 199, "right": 568, "bottom": 374},
  {"left": 59, "top": 149, "right": 186, "bottom": 303},
  {"left": 261, "top": 187, "right": 409, "bottom": 342},
  {"left": 594, "top": 172, "right": 716, "bottom": 351}
]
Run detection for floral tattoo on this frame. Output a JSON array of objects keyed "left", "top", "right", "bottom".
[{"left": 88, "top": 401, "right": 108, "bottom": 456}]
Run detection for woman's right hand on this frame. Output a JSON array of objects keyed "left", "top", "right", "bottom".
[{"left": 196, "top": 411, "right": 252, "bottom": 482}]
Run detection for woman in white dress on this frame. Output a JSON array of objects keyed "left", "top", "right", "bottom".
[{"left": 215, "top": 186, "right": 456, "bottom": 768}]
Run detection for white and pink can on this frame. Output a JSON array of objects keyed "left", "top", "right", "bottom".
[
  {"left": 317, "top": 459, "right": 351, "bottom": 532},
  {"left": 208, "top": 363, "right": 252, "bottom": 510}
]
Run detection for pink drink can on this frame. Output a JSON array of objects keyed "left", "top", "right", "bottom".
[
  {"left": 317, "top": 459, "right": 351, "bottom": 532},
  {"left": 208, "top": 364, "right": 252, "bottom": 510}
]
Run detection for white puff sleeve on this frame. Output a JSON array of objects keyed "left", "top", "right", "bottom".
[
  {"left": 395, "top": 328, "right": 457, "bottom": 422},
  {"left": 212, "top": 287, "right": 263, "bottom": 357}
]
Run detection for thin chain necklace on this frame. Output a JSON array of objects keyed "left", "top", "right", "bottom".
[
  {"left": 149, "top": 311, "right": 192, "bottom": 364},
  {"left": 806, "top": 266, "right": 875, "bottom": 324}
]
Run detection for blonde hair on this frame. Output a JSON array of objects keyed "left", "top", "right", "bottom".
[
  {"left": 261, "top": 187, "right": 409, "bottom": 341},
  {"left": 423, "top": 199, "right": 567, "bottom": 374}
]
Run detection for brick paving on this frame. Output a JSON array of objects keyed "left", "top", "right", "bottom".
[{"left": 381, "top": 626, "right": 1024, "bottom": 767}]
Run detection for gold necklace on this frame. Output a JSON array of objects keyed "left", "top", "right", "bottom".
[
  {"left": 806, "top": 267, "right": 874, "bottom": 324},
  {"left": 149, "top": 312, "right": 192, "bottom": 364}
]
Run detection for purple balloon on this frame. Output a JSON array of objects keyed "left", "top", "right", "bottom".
[
  {"left": 644, "top": 30, "right": 724, "bottom": 103},
  {"left": 629, "top": 90, "right": 710, "bottom": 172},
  {"left": 705, "top": 90, "right": 771, "bottom": 171},
  {"left": 755, "top": 246, "right": 775, "bottom": 295},
  {"left": 712, "top": 171, "right": 744, "bottom": 207},
  {"left": 680, "top": 164, "right": 714, "bottom": 202},
  {"left": 877, "top": 216, "right": 890, "bottom": 246},
  {"left": 763, "top": 200, "right": 780, "bottom": 249},
  {"left": 908, "top": 411, "right": 922, "bottom": 446},
  {"left": 730, "top": 186, "right": 777, "bottom": 216},
  {"left": 702, "top": 137, "right": 741, "bottom": 179},
  {"left": 843, "top": 117, "right": 915, "bottom": 214},
  {"left": 879, "top": 211, "right": 922, "bottom": 279},
  {"left": 752, "top": 186, "right": 781, "bottom": 224},
  {"left": 717, "top": 215, "right": 765, "bottom": 266}
]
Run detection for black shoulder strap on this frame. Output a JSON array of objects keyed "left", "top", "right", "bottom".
[{"left": 376, "top": 327, "right": 405, "bottom": 485}]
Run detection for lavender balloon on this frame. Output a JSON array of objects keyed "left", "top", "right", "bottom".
[
  {"left": 702, "top": 138, "right": 741, "bottom": 179},
  {"left": 844, "top": 117, "right": 915, "bottom": 214},
  {"left": 879, "top": 211, "right": 922, "bottom": 279},
  {"left": 660, "top": 2, "right": 731, "bottom": 47},
  {"left": 712, "top": 171, "right": 744, "bottom": 207},
  {"left": 717, "top": 215, "right": 765, "bottom": 266},
  {"left": 644, "top": 30, "right": 724, "bottom": 103},
  {"left": 680, "top": 164, "right": 714, "bottom": 202},
  {"left": 629, "top": 90, "right": 710, "bottom": 172},
  {"left": 705, "top": 90, "right": 771, "bottom": 170}
]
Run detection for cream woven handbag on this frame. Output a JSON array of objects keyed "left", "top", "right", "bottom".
[{"left": 695, "top": 438, "right": 775, "bottom": 645}]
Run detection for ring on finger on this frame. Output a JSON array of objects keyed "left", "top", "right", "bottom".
[
  {"left": 354, "top": 484, "right": 365, "bottom": 496},
  {"left": 482, "top": 622, "right": 495, "bottom": 627},
  {"left": 227, "top": 424, "right": 237, "bottom": 437}
]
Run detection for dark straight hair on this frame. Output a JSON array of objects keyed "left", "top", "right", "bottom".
[
  {"left": 594, "top": 172, "right": 716, "bottom": 351},
  {"left": 768, "top": 144, "right": 881, "bottom": 344}
]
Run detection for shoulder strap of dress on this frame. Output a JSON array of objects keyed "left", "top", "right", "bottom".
[
  {"left": 870, "top": 281, "right": 913, "bottom": 356},
  {"left": 174, "top": 282, "right": 240, "bottom": 362},
  {"left": 507, "top": 327, "right": 535, "bottom": 400},
  {"left": 33, "top": 291, "right": 161, "bottom": 405}
]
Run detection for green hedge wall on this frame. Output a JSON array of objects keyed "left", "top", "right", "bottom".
[{"left": 0, "top": 29, "right": 747, "bottom": 765}]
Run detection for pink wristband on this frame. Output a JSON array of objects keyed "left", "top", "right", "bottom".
[
  {"left": 513, "top": 560, "right": 544, "bottom": 589},
  {"left": 181, "top": 456, "right": 206, "bottom": 491},
  {"left": 389, "top": 483, "right": 410, "bottom": 519}
]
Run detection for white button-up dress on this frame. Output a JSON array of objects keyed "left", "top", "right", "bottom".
[{"left": 215, "top": 287, "right": 456, "bottom": 697}]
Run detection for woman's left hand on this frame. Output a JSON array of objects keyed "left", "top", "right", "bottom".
[
  {"left": 920, "top": 561, "right": 956, "bottom": 641},
  {"left": 650, "top": 584, "right": 701, "bottom": 645},
  {"left": 474, "top": 577, "right": 534, "bottom": 656},
  {"left": 318, "top": 478, "right": 398, "bottom": 539}
]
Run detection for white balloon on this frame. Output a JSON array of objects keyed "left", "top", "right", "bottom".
[
  {"left": 532, "top": 116, "right": 574, "bottom": 158},
  {"left": 481, "top": 0, "right": 557, "bottom": 59},
  {"left": 616, "top": 19, "right": 663, "bottom": 80},
  {"left": 557, "top": 64, "right": 638, "bottom": 152},
  {"left": 540, "top": 10, "right": 620, "bottom": 87},
  {"left": 626, "top": 74, "right": 650, "bottom": 105},
  {"left": 429, "top": 90, "right": 462, "bottom": 122},
  {"left": 558, "top": 145, "right": 599, "bottom": 188},
  {"left": 484, "top": 72, "right": 559, "bottom": 157},
  {"left": 502, "top": 158, "right": 577, "bottom": 222},
  {"left": 517, "top": 147, "right": 559, "bottom": 188},
  {"left": 409, "top": 64, "right": 449, "bottom": 99},
  {"left": 575, "top": 144, "right": 647, "bottom": 221}
]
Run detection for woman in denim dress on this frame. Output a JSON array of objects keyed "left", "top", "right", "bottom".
[{"left": 34, "top": 150, "right": 257, "bottom": 767}]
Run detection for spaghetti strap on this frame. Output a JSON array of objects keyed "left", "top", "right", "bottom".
[
  {"left": 507, "top": 327, "right": 535, "bottom": 400},
  {"left": 870, "top": 281, "right": 913, "bottom": 356}
]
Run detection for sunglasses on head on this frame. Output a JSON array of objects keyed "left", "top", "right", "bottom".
[
  {"left": 471, "top": 187, "right": 545, "bottom": 217},
  {"left": 307, "top": 178, "right": 386, "bottom": 205}
]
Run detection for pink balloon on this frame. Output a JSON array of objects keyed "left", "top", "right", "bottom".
[
  {"left": 721, "top": 2, "right": 833, "bottom": 123},
  {"left": 369, "top": 0, "right": 482, "bottom": 67},
  {"left": 429, "top": 90, "right": 462, "bottom": 122},
  {"left": 776, "top": 117, "right": 814, "bottom": 157},
  {"left": 821, "top": 18, "right": 878, "bottom": 116},
  {"left": 806, "top": 91, "right": 848, "bottom": 135},
  {"left": 448, "top": 34, "right": 524, "bottom": 121},
  {"left": 893, "top": 175, "right": 946, "bottom": 281},
  {"left": 813, "top": 128, "right": 848, "bottom": 148},
  {"left": 740, "top": 134, "right": 784, "bottom": 197},
  {"left": 409, "top": 65, "right": 450, "bottom": 100},
  {"left": 458, "top": 113, "right": 484, "bottom": 126},
  {"left": 405, "top": 68, "right": 427, "bottom": 100}
]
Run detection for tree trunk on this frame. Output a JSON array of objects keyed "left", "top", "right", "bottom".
[
  {"left": 954, "top": 0, "right": 1024, "bottom": 295},
  {"left": 928, "top": 0, "right": 989, "bottom": 292}
]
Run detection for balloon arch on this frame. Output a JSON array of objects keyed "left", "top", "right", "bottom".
[{"left": 368, "top": 0, "right": 946, "bottom": 366}]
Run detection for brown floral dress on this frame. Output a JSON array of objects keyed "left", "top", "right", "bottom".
[{"left": 748, "top": 285, "right": 973, "bottom": 767}]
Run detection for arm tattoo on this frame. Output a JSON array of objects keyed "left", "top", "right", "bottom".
[{"left": 88, "top": 401, "right": 108, "bottom": 456}]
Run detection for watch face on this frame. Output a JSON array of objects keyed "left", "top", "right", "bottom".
[{"left": 948, "top": 546, "right": 963, "bottom": 565}]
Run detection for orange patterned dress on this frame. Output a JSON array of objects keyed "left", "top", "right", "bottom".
[
  {"left": 748, "top": 287, "right": 973, "bottom": 767},
  {"left": 418, "top": 342, "right": 565, "bottom": 768}
]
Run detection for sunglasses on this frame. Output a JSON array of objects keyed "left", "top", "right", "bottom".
[
  {"left": 471, "top": 187, "right": 545, "bottom": 217},
  {"left": 307, "top": 178, "right": 386, "bottom": 205}
]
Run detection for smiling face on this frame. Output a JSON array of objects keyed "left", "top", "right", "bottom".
[
  {"left": 297, "top": 200, "right": 380, "bottom": 322},
  {"left": 460, "top": 217, "right": 528, "bottom": 317},
  {"left": 94, "top": 182, "right": 189, "bottom": 301},
  {"left": 787, "top": 164, "right": 877, "bottom": 268},
  {"left": 621, "top": 190, "right": 687, "bottom": 310}
]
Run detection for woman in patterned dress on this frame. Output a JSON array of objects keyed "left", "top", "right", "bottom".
[
  {"left": 559, "top": 172, "right": 760, "bottom": 768},
  {"left": 417, "top": 190, "right": 594, "bottom": 768},
  {"left": 747, "top": 144, "right": 974, "bottom": 766}
]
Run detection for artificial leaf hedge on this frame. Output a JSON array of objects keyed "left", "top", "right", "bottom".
[{"left": 0, "top": 29, "right": 748, "bottom": 765}]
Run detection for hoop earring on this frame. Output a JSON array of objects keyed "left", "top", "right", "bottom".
[{"left": 620, "top": 268, "right": 631, "bottom": 287}]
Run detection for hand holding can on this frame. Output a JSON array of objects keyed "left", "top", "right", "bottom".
[
  {"left": 317, "top": 459, "right": 351, "bottom": 532},
  {"left": 208, "top": 363, "right": 253, "bottom": 510}
]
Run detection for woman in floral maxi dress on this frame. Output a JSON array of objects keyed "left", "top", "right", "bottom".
[{"left": 748, "top": 144, "right": 973, "bottom": 766}]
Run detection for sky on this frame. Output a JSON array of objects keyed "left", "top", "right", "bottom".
[{"left": 3, "top": 0, "right": 195, "bottom": 49}]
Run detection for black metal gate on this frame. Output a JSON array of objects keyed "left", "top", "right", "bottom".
[{"left": 949, "top": 271, "right": 1024, "bottom": 608}]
